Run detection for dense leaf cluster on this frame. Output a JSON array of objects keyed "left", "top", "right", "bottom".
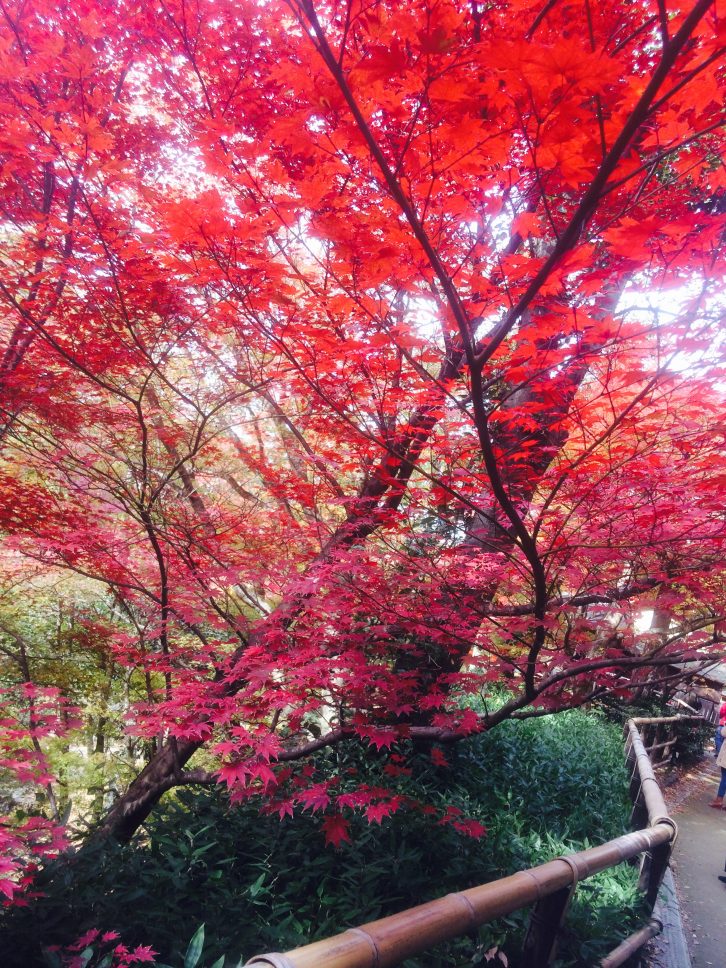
[{"left": 0, "top": 0, "right": 723, "bottom": 906}]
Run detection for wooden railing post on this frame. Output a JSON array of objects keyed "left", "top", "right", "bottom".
[
  {"left": 626, "top": 734, "right": 642, "bottom": 831},
  {"left": 638, "top": 828, "right": 676, "bottom": 910},
  {"left": 656, "top": 722, "right": 664, "bottom": 763},
  {"left": 521, "top": 854, "right": 585, "bottom": 968},
  {"left": 521, "top": 884, "right": 574, "bottom": 968},
  {"left": 630, "top": 782, "right": 647, "bottom": 829}
]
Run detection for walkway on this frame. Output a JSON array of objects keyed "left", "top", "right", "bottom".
[{"left": 647, "top": 755, "right": 726, "bottom": 968}]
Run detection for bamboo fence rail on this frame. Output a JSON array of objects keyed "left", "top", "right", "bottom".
[{"left": 244, "top": 715, "right": 704, "bottom": 968}]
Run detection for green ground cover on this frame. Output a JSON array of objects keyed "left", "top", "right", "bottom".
[{"left": 1, "top": 708, "right": 645, "bottom": 967}]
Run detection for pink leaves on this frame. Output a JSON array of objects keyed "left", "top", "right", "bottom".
[
  {"left": 47, "top": 930, "right": 158, "bottom": 967},
  {"left": 456, "top": 710, "right": 482, "bottom": 736},
  {"left": 296, "top": 783, "right": 331, "bottom": 813},
  {"left": 449, "top": 818, "right": 487, "bottom": 840},
  {"left": 321, "top": 813, "right": 351, "bottom": 848},
  {"left": 0, "top": 0, "right": 723, "bottom": 877},
  {"left": 0, "top": 816, "right": 67, "bottom": 905},
  {"left": 431, "top": 708, "right": 482, "bottom": 737},
  {"left": 438, "top": 806, "right": 487, "bottom": 839},
  {"left": 430, "top": 746, "right": 449, "bottom": 768},
  {"left": 218, "top": 760, "right": 277, "bottom": 791},
  {"left": 0, "top": 865, "right": 17, "bottom": 900},
  {"left": 271, "top": 799, "right": 295, "bottom": 820},
  {"left": 365, "top": 801, "right": 396, "bottom": 825},
  {"left": 354, "top": 725, "right": 399, "bottom": 751},
  {"left": 0, "top": 682, "right": 77, "bottom": 904},
  {"left": 217, "top": 760, "right": 253, "bottom": 787},
  {"left": 215, "top": 723, "right": 290, "bottom": 798}
]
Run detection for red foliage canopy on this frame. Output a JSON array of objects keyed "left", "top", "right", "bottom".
[{"left": 0, "top": 0, "right": 724, "bottom": 857}]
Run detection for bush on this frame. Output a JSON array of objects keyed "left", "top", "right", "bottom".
[{"left": 0, "top": 709, "right": 642, "bottom": 968}]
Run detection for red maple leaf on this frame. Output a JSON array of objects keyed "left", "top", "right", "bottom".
[
  {"left": 366, "top": 801, "right": 396, "bottom": 825},
  {"left": 296, "top": 783, "right": 331, "bottom": 813},
  {"left": 321, "top": 814, "right": 351, "bottom": 848},
  {"left": 430, "top": 747, "right": 449, "bottom": 767}
]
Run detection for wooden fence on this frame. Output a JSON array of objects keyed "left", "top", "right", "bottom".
[{"left": 244, "top": 715, "right": 704, "bottom": 968}]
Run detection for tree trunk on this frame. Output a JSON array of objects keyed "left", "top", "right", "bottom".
[{"left": 94, "top": 737, "right": 200, "bottom": 841}]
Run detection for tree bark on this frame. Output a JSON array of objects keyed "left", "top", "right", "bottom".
[{"left": 94, "top": 736, "right": 199, "bottom": 841}]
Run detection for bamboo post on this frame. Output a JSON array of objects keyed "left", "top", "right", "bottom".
[
  {"left": 653, "top": 724, "right": 673, "bottom": 765},
  {"left": 645, "top": 723, "right": 656, "bottom": 762},
  {"left": 646, "top": 738, "right": 677, "bottom": 756},
  {"left": 520, "top": 851, "right": 590, "bottom": 967},
  {"left": 639, "top": 838, "right": 674, "bottom": 910},
  {"left": 599, "top": 918, "right": 662, "bottom": 968},
  {"left": 630, "top": 784, "right": 647, "bottom": 830},
  {"left": 623, "top": 723, "right": 634, "bottom": 765},
  {"left": 627, "top": 740, "right": 642, "bottom": 828},
  {"left": 521, "top": 885, "right": 574, "bottom": 967}
]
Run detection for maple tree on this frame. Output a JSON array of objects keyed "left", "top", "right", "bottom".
[{"left": 0, "top": 0, "right": 724, "bottom": 882}]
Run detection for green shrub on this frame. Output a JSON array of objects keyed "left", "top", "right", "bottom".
[{"left": 0, "top": 709, "right": 642, "bottom": 968}]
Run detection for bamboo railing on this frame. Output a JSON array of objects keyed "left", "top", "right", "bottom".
[{"left": 244, "top": 715, "right": 703, "bottom": 968}]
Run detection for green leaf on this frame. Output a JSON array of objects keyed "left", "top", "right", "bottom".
[
  {"left": 248, "top": 872, "right": 266, "bottom": 897},
  {"left": 184, "top": 923, "right": 205, "bottom": 968},
  {"left": 209, "top": 957, "right": 225, "bottom": 968}
]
